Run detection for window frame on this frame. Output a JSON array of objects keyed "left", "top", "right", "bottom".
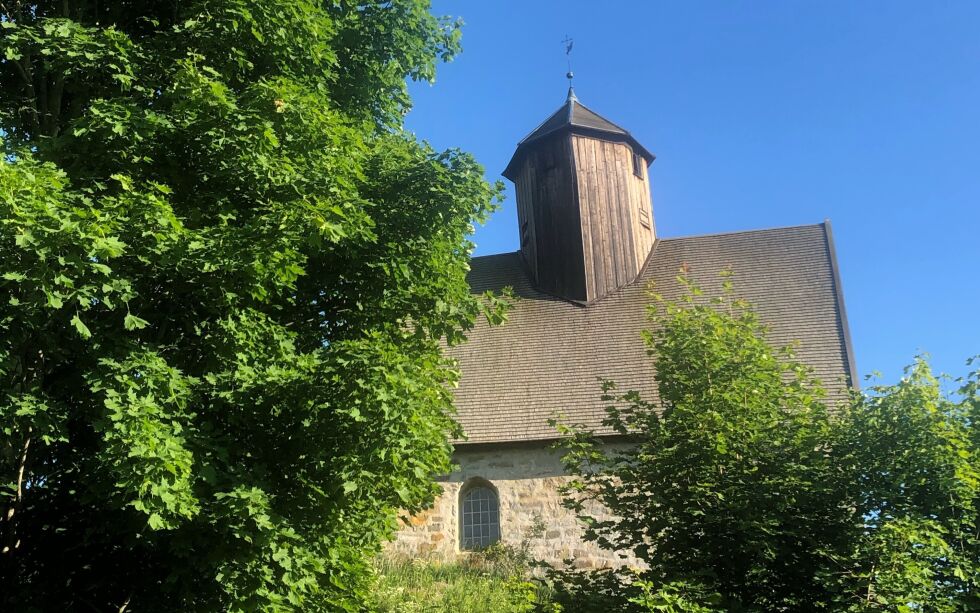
[
  {"left": 631, "top": 150, "right": 644, "bottom": 179},
  {"left": 458, "top": 479, "right": 501, "bottom": 551}
]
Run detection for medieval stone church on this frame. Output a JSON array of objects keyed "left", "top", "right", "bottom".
[{"left": 391, "top": 89, "right": 856, "bottom": 567}]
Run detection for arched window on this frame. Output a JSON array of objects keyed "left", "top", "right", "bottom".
[{"left": 459, "top": 481, "right": 500, "bottom": 550}]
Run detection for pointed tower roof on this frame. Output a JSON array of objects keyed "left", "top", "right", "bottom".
[{"left": 503, "top": 89, "right": 655, "bottom": 180}]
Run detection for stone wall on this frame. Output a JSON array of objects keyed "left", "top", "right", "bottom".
[{"left": 388, "top": 442, "right": 641, "bottom": 569}]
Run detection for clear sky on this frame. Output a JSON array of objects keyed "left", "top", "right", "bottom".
[{"left": 405, "top": 1, "right": 980, "bottom": 386}]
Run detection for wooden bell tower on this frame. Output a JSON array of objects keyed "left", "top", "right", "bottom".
[{"left": 502, "top": 88, "right": 656, "bottom": 303}]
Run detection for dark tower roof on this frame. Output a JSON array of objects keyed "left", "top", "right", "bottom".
[{"left": 502, "top": 88, "right": 656, "bottom": 180}]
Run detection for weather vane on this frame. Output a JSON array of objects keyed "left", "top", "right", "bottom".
[{"left": 562, "top": 35, "right": 574, "bottom": 86}]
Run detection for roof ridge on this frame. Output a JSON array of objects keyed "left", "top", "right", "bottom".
[
  {"left": 659, "top": 222, "right": 826, "bottom": 242},
  {"left": 469, "top": 224, "right": 826, "bottom": 262},
  {"left": 469, "top": 250, "right": 519, "bottom": 261}
]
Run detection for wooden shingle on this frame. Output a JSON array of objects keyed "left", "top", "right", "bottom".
[{"left": 448, "top": 222, "right": 856, "bottom": 445}]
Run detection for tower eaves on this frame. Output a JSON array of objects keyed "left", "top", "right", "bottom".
[{"left": 503, "top": 93, "right": 655, "bottom": 180}]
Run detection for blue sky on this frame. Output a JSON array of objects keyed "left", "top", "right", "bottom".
[{"left": 406, "top": 1, "right": 980, "bottom": 386}]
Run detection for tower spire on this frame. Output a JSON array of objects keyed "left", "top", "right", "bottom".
[
  {"left": 502, "top": 83, "right": 657, "bottom": 303},
  {"left": 562, "top": 35, "right": 576, "bottom": 100}
]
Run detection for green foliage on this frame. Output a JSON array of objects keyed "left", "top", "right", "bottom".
[
  {"left": 554, "top": 271, "right": 980, "bottom": 611},
  {"left": 628, "top": 581, "right": 720, "bottom": 613},
  {"left": 371, "top": 553, "right": 558, "bottom": 613},
  {"left": 474, "top": 512, "right": 547, "bottom": 578},
  {"left": 0, "top": 1, "right": 505, "bottom": 610},
  {"left": 369, "top": 518, "right": 559, "bottom": 612},
  {"left": 828, "top": 358, "right": 980, "bottom": 611}
]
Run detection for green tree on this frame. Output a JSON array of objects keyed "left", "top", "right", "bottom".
[
  {"left": 828, "top": 359, "right": 980, "bottom": 611},
  {"left": 0, "top": 1, "right": 502, "bottom": 610},
  {"left": 554, "top": 272, "right": 980, "bottom": 612}
]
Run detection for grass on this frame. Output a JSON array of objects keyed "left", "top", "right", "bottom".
[{"left": 370, "top": 553, "right": 556, "bottom": 612}]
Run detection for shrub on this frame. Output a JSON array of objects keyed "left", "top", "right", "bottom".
[{"left": 553, "top": 271, "right": 980, "bottom": 611}]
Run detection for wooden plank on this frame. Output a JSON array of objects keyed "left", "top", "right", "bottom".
[
  {"left": 625, "top": 150, "right": 645, "bottom": 272},
  {"left": 586, "top": 137, "right": 609, "bottom": 299},
  {"left": 608, "top": 141, "right": 629, "bottom": 287},
  {"left": 571, "top": 136, "right": 594, "bottom": 300},
  {"left": 572, "top": 136, "right": 587, "bottom": 297},
  {"left": 625, "top": 147, "right": 644, "bottom": 272},
  {"left": 560, "top": 136, "right": 586, "bottom": 300},
  {"left": 614, "top": 143, "right": 639, "bottom": 281},
  {"left": 517, "top": 160, "right": 538, "bottom": 282},
  {"left": 600, "top": 140, "right": 619, "bottom": 290},
  {"left": 599, "top": 138, "right": 616, "bottom": 297}
]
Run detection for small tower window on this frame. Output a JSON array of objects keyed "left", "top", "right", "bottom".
[
  {"left": 460, "top": 482, "right": 500, "bottom": 550},
  {"left": 631, "top": 151, "right": 644, "bottom": 178}
]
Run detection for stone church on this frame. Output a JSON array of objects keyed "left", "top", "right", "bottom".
[{"left": 391, "top": 88, "right": 857, "bottom": 567}]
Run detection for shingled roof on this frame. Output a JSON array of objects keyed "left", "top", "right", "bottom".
[
  {"left": 446, "top": 222, "right": 857, "bottom": 445},
  {"left": 502, "top": 88, "right": 655, "bottom": 180}
]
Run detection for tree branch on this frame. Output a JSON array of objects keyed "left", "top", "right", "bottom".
[
  {"left": 47, "top": 72, "right": 66, "bottom": 137},
  {"left": 2, "top": 428, "right": 31, "bottom": 556},
  {"left": 864, "top": 562, "right": 875, "bottom": 603},
  {"left": 10, "top": 54, "right": 30, "bottom": 86}
]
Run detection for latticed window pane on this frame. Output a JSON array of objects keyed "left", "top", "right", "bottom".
[{"left": 460, "top": 486, "right": 500, "bottom": 550}]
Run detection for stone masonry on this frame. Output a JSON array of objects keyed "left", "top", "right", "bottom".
[{"left": 388, "top": 442, "right": 642, "bottom": 569}]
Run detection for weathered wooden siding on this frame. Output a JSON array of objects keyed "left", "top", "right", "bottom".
[
  {"left": 572, "top": 135, "right": 655, "bottom": 301},
  {"left": 510, "top": 132, "right": 655, "bottom": 303},
  {"left": 513, "top": 156, "right": 538, "bottom": 283},
  {"left": 513, "top": 135, "right": 586, "bottom": 301}
]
